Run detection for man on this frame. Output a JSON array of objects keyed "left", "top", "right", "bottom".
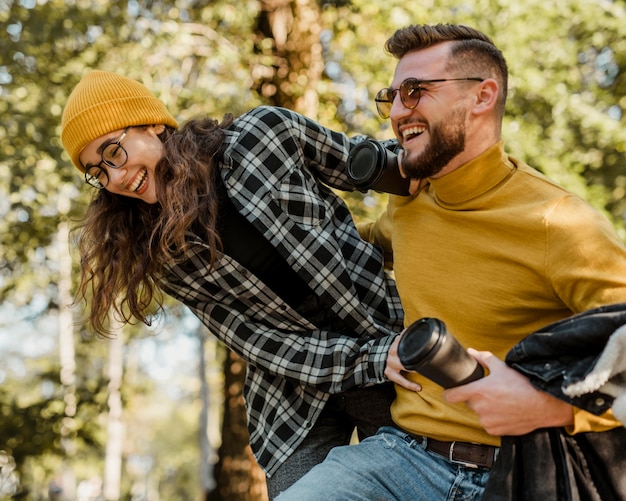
[{"left": 277, "top": 23, "right": 626, "bottom": 500}]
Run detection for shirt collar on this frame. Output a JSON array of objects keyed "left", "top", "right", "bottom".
[{"left": 427, "top": 141, "right": 515, "bottom": 206}]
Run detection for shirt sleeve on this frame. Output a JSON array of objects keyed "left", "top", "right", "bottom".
[
  {"left": 186, "top": 299, "right": 397, "bottom": 393},
  {"left": 241, "top": 106, "right": 368, "bottom": 191},
  {"left": 159, "top": 246, "right": 401, "bottom": 395},
  {"left": 356, "top": 196, "right": 400, "bottom": 269},
  {"left": 546, "top": 196, "right": 626, "bottom": 431},
  {"left": 546, "top": 194, "right": 626, "bottom": 312},
  {"left": 567, "top": 407, "right": 622, "bottom": 434}
]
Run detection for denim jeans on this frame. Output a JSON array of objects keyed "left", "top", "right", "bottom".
[
  {"left": 265, "top": 293, "right": 398, "bottom": 499},
  {"left": 276, "top": 426, "right": 491, "bottom": 501},
  {"left": 266, "top": 384, "right": 396, "bottom": 499}
]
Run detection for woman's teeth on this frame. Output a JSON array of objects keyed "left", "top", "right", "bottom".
[{"left": 130, "top": 170, "right": 147, "bottom": 192}]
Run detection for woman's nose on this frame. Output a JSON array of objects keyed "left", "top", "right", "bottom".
[{"left": 106, "top": 165, "right": 128, "bottom": 187}]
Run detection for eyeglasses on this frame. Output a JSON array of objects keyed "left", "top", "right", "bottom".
[
  {"left": 374, "top": 77, "right": 484, "bottom": 119},
  {"left": 84, "top": 127, "right": 131, "bottom": 189}
]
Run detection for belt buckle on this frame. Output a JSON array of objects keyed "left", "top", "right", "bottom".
[{"left": 448, "top": 441, "right": 479, "bottom": 469}]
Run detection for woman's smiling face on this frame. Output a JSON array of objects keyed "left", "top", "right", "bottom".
[{"left": 79, "top": 124, "right": 165, "bottom": 204}]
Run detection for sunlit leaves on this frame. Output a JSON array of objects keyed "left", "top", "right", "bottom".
[{"left": 2, "top": 0, "right": 626, "bottom": 495}]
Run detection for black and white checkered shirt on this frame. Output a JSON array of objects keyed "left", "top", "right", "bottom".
[{"left": 160, "top": 106, "right": 404, "bottom": 475}]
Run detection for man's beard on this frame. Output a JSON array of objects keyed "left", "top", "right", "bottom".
[{"left": 401, "top": 107, "right": 467, "bottom": 179}]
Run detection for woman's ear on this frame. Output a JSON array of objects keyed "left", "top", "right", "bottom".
[{"left": 152, "top": 124, "right": 166, "bottom": 134}]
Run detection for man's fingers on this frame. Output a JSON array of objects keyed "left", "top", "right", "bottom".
[{"left": 468, "top": 348, "right": 504, "bottom": 374}]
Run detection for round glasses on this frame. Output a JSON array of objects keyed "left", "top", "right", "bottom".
[
  {"left": 374, "top": 77, "right": 484, "bottom": 119},
  {"left": 84, "top": 127, "right": 131, "bottom": 189}
]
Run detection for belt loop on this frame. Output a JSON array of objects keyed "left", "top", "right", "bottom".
[{"left": 448, "top": 441, "right": 456, "bottom": 463}]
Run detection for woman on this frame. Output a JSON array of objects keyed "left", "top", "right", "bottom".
[{"left": 60, "top": 70, "right": 410, "bottom": 497}]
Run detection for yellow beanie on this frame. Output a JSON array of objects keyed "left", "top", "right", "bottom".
[{"left": 61, "top": 70, "right": 178, "bottom": 172}]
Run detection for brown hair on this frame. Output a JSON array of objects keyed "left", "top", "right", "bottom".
[
  {"left": 73, "top": 115, "right": 233, "bottom": 335},
  {"left": 385, "top": 24, "right": 508, "bottom": 118}
]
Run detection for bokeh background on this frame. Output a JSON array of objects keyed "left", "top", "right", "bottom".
[{"left": 1, "top": 0, "right": 626, "bottom": 499}]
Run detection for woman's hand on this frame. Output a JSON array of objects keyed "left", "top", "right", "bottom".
[{"left": 385, "top": 335, "right": 422, "bottom": 392}]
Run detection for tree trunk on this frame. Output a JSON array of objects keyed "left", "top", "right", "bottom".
[
  {"left": 198, "top": 329, "right": 216, "bottom": 495},
  {"left": 57, "top": 197, "right": 77, "bottom": 500},
  {"left": 103, "top": 320, "right": 124, "bottom": 501},
  {"left": 206, "top": 351, "right": 268, "bottom": 501},
  {"left": 253, "top": 0, "right": 324, "bottom": 116}
]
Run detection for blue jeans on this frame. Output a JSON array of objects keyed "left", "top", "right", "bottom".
[
  {"left": 266, "top": 384, "right": 396, "bottom": 499},
  {"left": 276, "top": 426, "right": 491, "bottom": 501}
]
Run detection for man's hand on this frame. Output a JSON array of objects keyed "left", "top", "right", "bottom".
[
  {"left": 443, "top": 349, "right": 574, "bottom": 436},
  {"left": 384, "top": 336, "right": 422, "bottom": 392}
]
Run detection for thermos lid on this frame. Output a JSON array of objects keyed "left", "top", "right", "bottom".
[{"left": 397, "top": 318, "right": 445, "bottom": 368}]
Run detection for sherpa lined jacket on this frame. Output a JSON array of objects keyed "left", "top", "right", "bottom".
[{"left": 484, "top": 302, "right": 626, "bottom": 500}]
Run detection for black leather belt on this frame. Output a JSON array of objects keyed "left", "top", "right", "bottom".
[{"left": 407, "top": 432, "right": 498, "bottom": 469}]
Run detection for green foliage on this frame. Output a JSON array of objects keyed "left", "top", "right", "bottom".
[
  {"left": 319, "top": 0, "right": 626, "bottom": 233},
  {"left": 0, "top": 369, "right": 108, "bottom": 489},
  {"left": 2, "top": 0, "right": 626, "bottom": 496},
  {"left": 125, "top": 396, "right": 204, "bottom": 500}
]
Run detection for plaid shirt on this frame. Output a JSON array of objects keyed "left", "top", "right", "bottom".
[{"left": 160, "top": 107, "right": 404, "bottom": 475}]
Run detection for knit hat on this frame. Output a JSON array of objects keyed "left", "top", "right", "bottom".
[{"left": 61, "top": 70, "right": 178, "bottom": 172}]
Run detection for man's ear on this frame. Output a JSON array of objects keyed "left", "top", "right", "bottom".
[{"left": 472, "top": 79, "right": 499, "bottom": 115}]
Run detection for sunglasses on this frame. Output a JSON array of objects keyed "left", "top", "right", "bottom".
[{"left": 374, "top": 77, "right": 484, "bottom": 119}]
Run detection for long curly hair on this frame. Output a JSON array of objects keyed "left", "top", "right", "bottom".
[{"left": 72, "top": 114, "right": 233, "bottom": 335}]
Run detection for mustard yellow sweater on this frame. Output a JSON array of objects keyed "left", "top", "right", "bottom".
[{"left": 359, "top": 142, "right": 626, "bottom": 446}]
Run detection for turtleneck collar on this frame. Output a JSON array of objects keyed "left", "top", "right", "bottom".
[{"left": 426, "top": 141, "right": 515, "bottom": 206}]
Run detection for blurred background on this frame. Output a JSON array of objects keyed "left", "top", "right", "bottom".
[{"left": 1, "top": 0, "right": 626, "bottom": 499}]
